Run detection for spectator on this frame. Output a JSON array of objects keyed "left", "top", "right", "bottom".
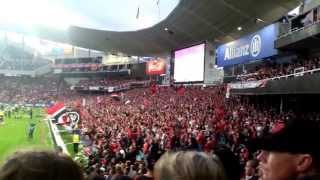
[
  {"left": 154, "top": 151, "right": 226, "bottom": 180},
  {"left": 0, "top": 150, "right": 84, "bottom": 180},
  {"left": 244, "top": 159, "right": 259, "bottom": 180},
  {"left": 112, "top": 164, "right": 132, "bottom": 180},
  {"left": 214, "top": 145, "right": 241, "bottom": 180},
  {"left": 135, "top": 154, "right": 159, "bottom": 180},
  {"left": 256, "top": 119, "right": 320, "bottom": 180}
]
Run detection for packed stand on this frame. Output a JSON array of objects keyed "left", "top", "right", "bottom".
[
  {"left": 68, "top": 84, "right": 320, "bottom": 180},
  {"left": 0, "top": 76, "right": 70, "bottom": 104},
  {"left": 0, "top": 75, "right": 319, "bottom": 180},
  {"left": 237, "top": 57, "right": 320, "bottom": 81}
]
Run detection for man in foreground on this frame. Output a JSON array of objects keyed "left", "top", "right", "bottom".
[
  {"left": 0, "top": 150, "right": 84, "bottom": 180},
  {"left": 256, "top": 119, "right": 320, "bottom": 180}
]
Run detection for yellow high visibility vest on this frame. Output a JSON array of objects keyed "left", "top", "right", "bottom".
[{"left": 73, "top": 134, "right": 80, "bottom": 143}]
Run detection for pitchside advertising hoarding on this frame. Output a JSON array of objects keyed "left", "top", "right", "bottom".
[{"left": 216, "top": 24, "right": 279, "bottom": 67}]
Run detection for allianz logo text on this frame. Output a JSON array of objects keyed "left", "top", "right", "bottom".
[{"left": 224, "top": 34, "right": 262, "bottom": 60}]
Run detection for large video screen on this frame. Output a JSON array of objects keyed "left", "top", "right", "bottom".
[{"left": 173, "top": 43, "right": 205, "bottom": 83}]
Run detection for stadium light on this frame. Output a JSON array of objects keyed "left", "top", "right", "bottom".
[
  {"left": 288, "top": 5, "right": 301, "bottom": 16},
  {"left": 255, "top": 18, "right": 265, "bottom": 23}
]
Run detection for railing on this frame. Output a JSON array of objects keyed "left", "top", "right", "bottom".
[
  {"left": 265, "top": 67, "right": 320, "bottom": 81},
  {"left": 237, "top": 72, "right": 259, "bottom": 78},
  {"left": 228, "top": 67, "right": 320, "bottom": 91},
  {"left": 47, "top": 117, "right": 70, "bottom": 155},
  {"left": 0, "top": 69, "right": 35, "bottom": 77},
  {"left": 232, "top": 67, "right": 320, "bottom": 86},
  {"left": 72, "top": 80, "right": 151, "bottom": 93},
  {"left": 278, "top": 20, "right": 320, "bottom": 40},
  {"left": 35, "top": 64, "right": 52, "bottom": 76}
]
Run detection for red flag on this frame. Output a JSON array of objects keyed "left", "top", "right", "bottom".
[
  {"left": 177, "top": 85, "right": 185, "bottom": 95},
  {"left": 46, "top": 102, "right": 65, "bottom": 116},
  {"left": 143, "top": 98, "right": 150, "bottom": 107},
  {"left": 150, "top": 83, "right": 157, "bottom": 95}
]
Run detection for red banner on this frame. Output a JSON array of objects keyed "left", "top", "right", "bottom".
[
  {"left": 146, "top": 59, "right": 165, "bottom": 75},
  {"left": 46, "top": 102, "right": 65, "bottom": 116}
]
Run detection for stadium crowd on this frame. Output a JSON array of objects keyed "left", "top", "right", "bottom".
[
  {"left": 2, "top": 3, "right": 320, "bottom": 180},
  {"left": 66, "top": 84, "right": 320, "bottom": 180},
  {"left": 0, "top": 77, "right": 320, "bottom": 180},
  {"left": 0, "top": 76, "right": 69, "bottom": 104},
  {"left": 237, "top": 57, "right": 320, "bottom": 81}
]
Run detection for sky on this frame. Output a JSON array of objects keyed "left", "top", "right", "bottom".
[{"left": 0, "top": 0, "right": 180, "bottom": 31}]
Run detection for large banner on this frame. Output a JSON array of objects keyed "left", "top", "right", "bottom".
[
  {"left": 228, "top": 80, "right": 268, "bottom": 89},
  {"left": 216, "top": 24, "right": 279, "bottom": 67},
  {"left": 56, "top": 111, "right": 80, "bottom": 129},
  {"left": 146, "top": 59, "right": 165, "bottom": 75},
  {"left": 46, "top": 102, "right": 65, "bottom": 117}
]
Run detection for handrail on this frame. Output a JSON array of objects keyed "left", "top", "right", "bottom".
[
  {"left": 265, "top": 67, "right": 320, "bottom": 81},
  {"left": 237, "top": 72, "right": 259, "bottom": 78},
  {"left": 47, "top": 117, "right": 70, "bottom": 155},
  {"left": 234, "top": 67, "right": 320, "bottom": 84},
  {"left": 278, "top": 20, "right": 320, "bottom": 40}
]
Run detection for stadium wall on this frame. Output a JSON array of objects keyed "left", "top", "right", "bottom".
[
  {"left": 230, "top": 73, "right": 320, "bottom": 95},
  {"left": 47, "top": 117, "right": 70, "bottom": 155},
  {"left": 64, "top": 77, "right": 89, "bottom": 86},
  {"left": 35, "top": 64, "right": 52, "bottom": 76},
  {"left": 0, "top": 70, "right": 35, "bottom": 77},
  {"left": 204, "top": 42, "right": 223, "bottom": 84},
  {"left": 303, "top": 0, "right": 320, "bottom": 13}
]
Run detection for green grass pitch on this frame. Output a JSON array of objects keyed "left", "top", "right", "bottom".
[{"left": 0, "top": 108, "right": 53, "bottom": 165}]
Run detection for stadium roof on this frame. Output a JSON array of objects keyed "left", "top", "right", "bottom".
[{"left": 0, "top": 0, "right": 302, "bottom": 56}]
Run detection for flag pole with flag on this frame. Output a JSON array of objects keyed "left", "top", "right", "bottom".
[{"left": 136, "top": 6, "right": 140, "bottom": 19}]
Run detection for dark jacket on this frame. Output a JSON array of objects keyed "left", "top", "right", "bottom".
[{"left": 298, "top": 174, "right": 320, "bottom": 180}]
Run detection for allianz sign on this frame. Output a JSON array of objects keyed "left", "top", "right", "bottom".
[{"left": 224, "top": 35, "right": 262, "bottom": 60}]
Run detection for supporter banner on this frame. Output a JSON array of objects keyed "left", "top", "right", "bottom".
[
  {"left": 228, "top": 80, "right": 268, "bottom": 89},
  {"left": 57, "top": 111, "right": 80, "bottom": 129},
  {"left": 88, "top": 86, "right": 100, "bottom": 91},
  {"left": 53, "top": 63, "right": 103, "bottom": 69},
  {"left": 108, "top": 87, "right": 115, "bottom": 93},
  {"left": 216, "top": 24, "right": 278, "bottom": 67},
  {"left": 146, "top": 59, "right": 165, "bottom": 75},
  {"left": 46, "top": 102, "right": 66, "bottom": 117}
]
